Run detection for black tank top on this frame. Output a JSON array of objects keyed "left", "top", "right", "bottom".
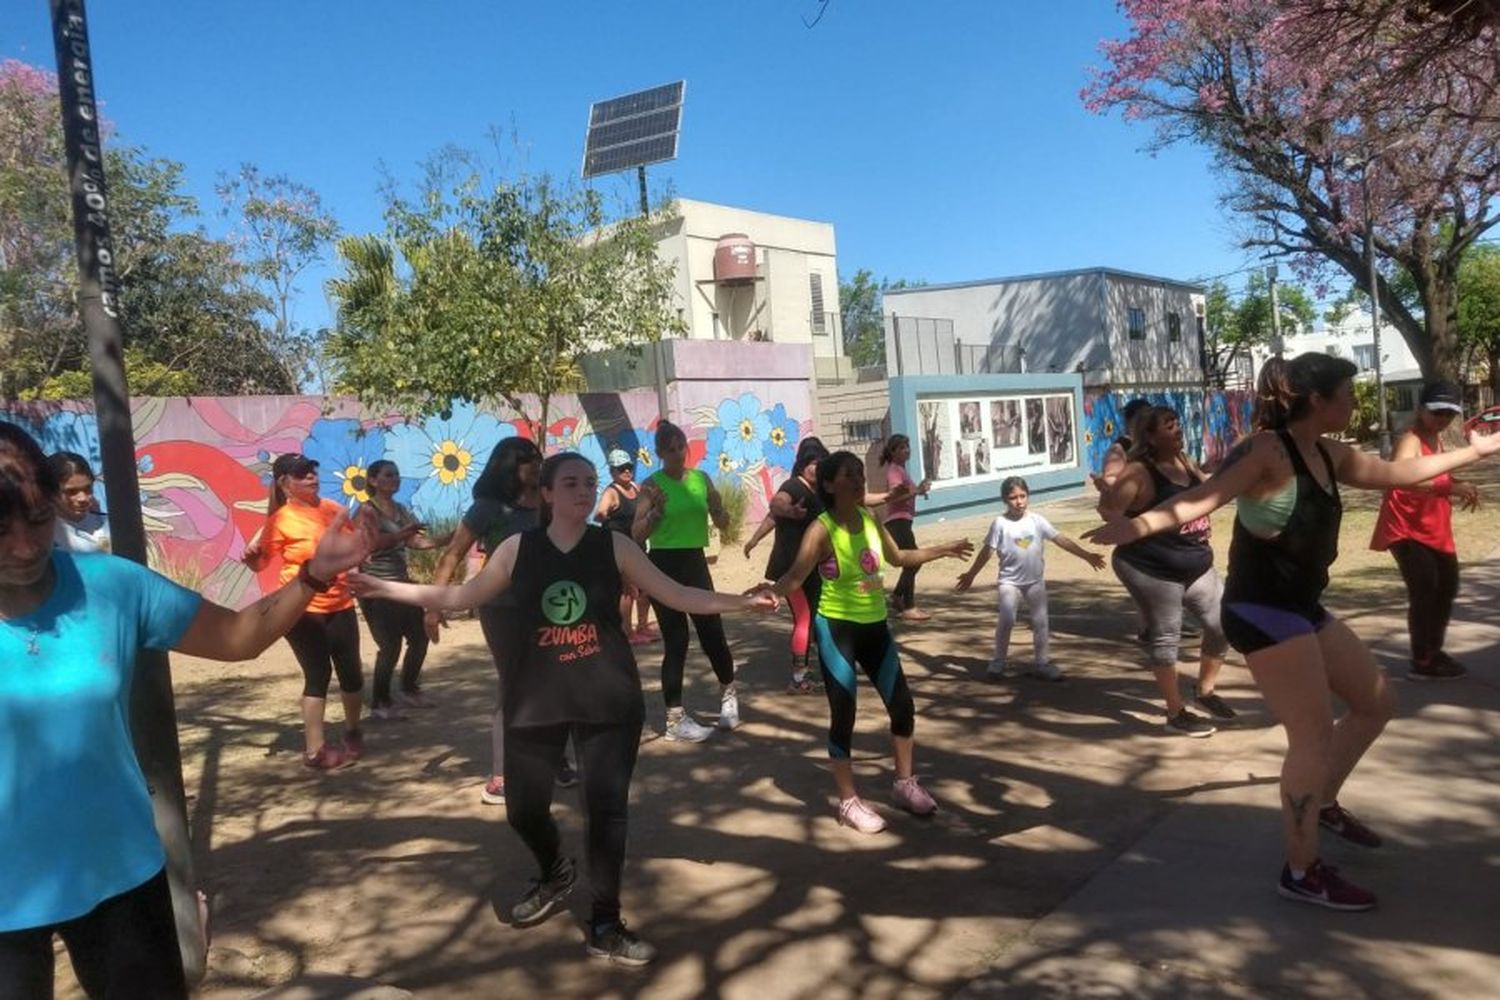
[
  {"left": 601, "top": 483, "right": 638, "bottom": 535},
  {"left": 501, "top": 525, "right": 644, "bottom": 727},
  {"left": 1116, "top": 460, "right": 1213, "bottom": 584},
  {"left": 1224, "top": 430, "right": 1341, "bottom": 614},
  {"left": 765, "top": 476, "right": 824, "bottom": 581}
]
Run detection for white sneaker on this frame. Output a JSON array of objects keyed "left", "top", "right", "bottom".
[
  {"left": 985, "top": 658, "right": 1008, "bottom": 680},
  {"left": 664, "top": 714, "right": 714, "bottom": 743},
  {"left": 1030, "top": 661, "right": 1064, "bottom": 682},
  {"left": 718, "top": 692, "right": 741, "bottom": 730}
]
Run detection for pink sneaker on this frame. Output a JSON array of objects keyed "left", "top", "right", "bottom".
[
  {"left": 303, "top": 745, "right": 350, "bottom": 770},
  {"left": 837, "top": 796, "right": 887, "bottom": 834},
  {"left": 627, "top": 630, "right": 653, "bottom": 646},
  {"left": 892, "top": 776, "right": 937, "bottom": 816}
]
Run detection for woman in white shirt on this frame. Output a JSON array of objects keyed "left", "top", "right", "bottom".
[{"left": 48, "top": 452, "right": 110, "bottom": 553}]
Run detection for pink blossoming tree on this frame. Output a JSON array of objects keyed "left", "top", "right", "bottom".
[{"left": 1084, "top": 0, "right": 1500, "bottom": 380}]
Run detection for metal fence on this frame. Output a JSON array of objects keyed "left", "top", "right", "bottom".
[{"left": 885, "top": 315, "right": 1024, "bottom": 377}]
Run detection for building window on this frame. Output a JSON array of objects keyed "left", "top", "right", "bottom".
[
  {"left": 1167, "top": 311, "right": 1182, "bottom": 342},
  {"left": 842, "top": 419, "right": 883, "bottom": 443},
  {"left": 1352, "top": 344, "right": 1376, "bottom": 372},
  {"left": 1127, "top": 307, "right": 1146, "bottom": 341},
  {"left": 809, "top": 273, "right": 827, "bottom": 334}
]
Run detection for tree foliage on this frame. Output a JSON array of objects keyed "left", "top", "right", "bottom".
[
  {"left": 327, "top": 151, "right": 683, "bottom": 431},
  {"left": 1202, "top": 274, "right": 1315, "bottom": 386},
  {"left": 839, "top": 269, "right": 922, "bottom": 368},
  {"left": 1457, "top": 242, "right": 1500, "bottom": 393},
  {"left": 1, "top": 59, "right": 304, "bottom": 398},
  {"left": 1084, "top": 1, "right": 1500, "bottom": 380}
]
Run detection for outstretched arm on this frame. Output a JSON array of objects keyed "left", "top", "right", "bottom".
[
  {"left": 878, "top": 522, "right": 973, "bottom": 568},
  {"left": 1097, "top": 462, "right": 1149, "bottom": 522},
  {"left": 1053, "top": 534, "right": 1107, "bottom": 571},
  {"left": 1331, "top": 431, "right": 1500, "bottom": 491},
  {"left": 767, "top": 520, "right": 833, "bottom": 598},
  {"left": 614, "top": 534, "right": 775, "bottom": 615},
  {"left": 742, "top": 512, "right": 776, "bottom": 558},
  {"left": 706, "top": 477, "right": 730, "bottom": 533},
  {"left": 954, "top": 545, "right": 994, "bottom": 592},
  {"left": 631, "top": 481, "right": 663, "bottom": 544},
  {"left": 351, "top": 535, "right": 520, "bottom": 610},
  {"left": 1087, "top": 434, "right": 1270, "bottom": 547}
]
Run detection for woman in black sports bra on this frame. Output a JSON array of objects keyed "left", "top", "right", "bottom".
[
  {"left": 351, "top": 452, "right": 776, "bottom": 966},
  {"left": 1089, "top": 354, "right": 1500, "bottom": 913}
]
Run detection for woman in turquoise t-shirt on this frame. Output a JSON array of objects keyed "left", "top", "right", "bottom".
[
  {"left": 758, "top": 451, "right": 972, "bottom": 835},
  {"left": 0, "top": 423, "right": 374, "bottom": 998}
]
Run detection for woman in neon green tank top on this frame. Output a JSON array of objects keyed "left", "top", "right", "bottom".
[
  {"left": 631, "top": 422, "right": 739, "bottom": 743},
  {"left": 759, "top": 451, "right": 973, "bottom": 834}
]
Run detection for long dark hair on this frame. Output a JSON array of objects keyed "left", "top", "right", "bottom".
[
  {"left": 879, "top": 433, "right": 909, "bottom": 466},
  {"left": 47, "top": 451, "right": 95, "bottom": 486},
  {"left": 816, "top": 450, "right": 863, "bottom": 506},
  {"left": 0, "top": 422, "right": 59, "bottom": 528},
  {"left": 655, "top": 420, "right": 686, "bottom": 452},
  {"left": 472, "top": 437, "right": 542, "bottom": 505},
  {"left": 267, "top": 453, "right": 319, "bottom": 516},
  {"left": 1126, "top": 405, "right": 1183, "bottom": 462},
  {"left": 793, "top": 437, "right": 829, "bottom": 478},
  {"left": 537, "top": 451, "right": 595, "bottom": 528},
  {"left": 1254, "top": 353, "right": 1359, "bottom": 431}
]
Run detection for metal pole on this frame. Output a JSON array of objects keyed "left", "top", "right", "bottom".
[
  {"left": 49, "top": 0, "right": 205, "bottom": 984},
  {"left": 1365, "top": 170, "right": 1392, "bottom": 459},
  {"left": 637, "top": 164, "right": 649, "bottom": 217},
  {"left": 1266, "top": 264, "right": 1284, "bottom": 359}
]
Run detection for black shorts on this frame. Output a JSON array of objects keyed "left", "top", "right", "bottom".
[{"left": 1221, "top": 600, "right": 1330, "bottom": 655}]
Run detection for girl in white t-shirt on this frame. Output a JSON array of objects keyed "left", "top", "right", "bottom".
[{"left": 956, "top": 476, "right": 1105, "bottom": 679}]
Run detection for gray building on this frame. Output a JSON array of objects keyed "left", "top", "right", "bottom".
[{"left": 882, "top": 267, "right": 1207, "bottom": 387}]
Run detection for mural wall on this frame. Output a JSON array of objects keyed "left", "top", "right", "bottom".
[
  {"left": 1082, "top": 388, "right": 1256, "bottom": 472},
  {"left": 2, "top": 387, "right": 811, "bottom": 608}
]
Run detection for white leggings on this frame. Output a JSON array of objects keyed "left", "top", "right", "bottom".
[{"left": 995, "top": 580, "right": 1050, "bottom": 666}]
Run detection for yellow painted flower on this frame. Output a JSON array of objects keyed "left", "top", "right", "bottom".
[
  {"left": 769, "top": 426, "right": 787, "bottom": 448},
  {"left": 718, "top": 451, "right": 736, "bottom": 474},
  {"left": 738, "top": 418, "right": 756, "bottom": 443},
  {"left": 1083, "top": 430, "right": 1095, "bottom": 445},
  {"left": 340, "top": 464, "right": 372, "bottom": 504},
  {"left": 1103, "top": 419, "right": 1116, "bottom": 438},
  {"left": 430, "top": 439, "right": 473, "bottom": 485},
  {"left": 636, "top": 446, "right": 653, "bottom": 468}
]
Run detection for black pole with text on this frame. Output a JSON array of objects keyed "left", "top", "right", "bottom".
[{"left": 48, "top": 0, "right": 206, "bottom": 984}]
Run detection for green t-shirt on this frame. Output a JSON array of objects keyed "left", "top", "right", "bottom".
[
  {"left": 814, "top": 509, "right": 888, "bottom": 624},
  {"left": 648, "top": 469, "right": 710, "bottom": 550}
]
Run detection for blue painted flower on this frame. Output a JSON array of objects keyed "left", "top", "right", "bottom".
[
  {"left": 715, "top": 393, "right": 771, "bottom": 468},
  {"left": 700, "top": 427, "right": 738, "bottom": 475},
  {"left": 761, "top": 403, "right": 801, "bottom": 471},
  {"left": 384, "top": 402, "right": 509, "bottom": 522},
  {"left": 301, "top": 419, "right": 388, "bottom": 509}
]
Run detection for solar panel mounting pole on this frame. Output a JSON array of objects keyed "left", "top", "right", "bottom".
[
  {"left": 638, "top": 165, "right": 649, "bottom": 217},
  {"left": 49, "top": 0, "right": 206, "bottom": 985}
]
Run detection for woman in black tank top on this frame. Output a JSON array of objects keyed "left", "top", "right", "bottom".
[
  {"left": 594, "top": 450, "right": 653, "bottom": 642},
  {"left": 1100, "top": 405, "right": 1231, "bottom": 736},
  {"left": 350, "top": 452, "right": 776, "bottom": 966},
  {"left": 1089, "top": 355, "right": 1500, "bottom": 912}
]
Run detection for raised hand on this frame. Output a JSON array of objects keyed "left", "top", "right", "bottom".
[
  {"left": 1469, "top": 425, "right": 1500, "bottom": 457},
  {"left": 307, "top": 508, "right": 377, "bottom": 580},
  {"left": 1454, "top": 481, "right": 1481, "bottom": 511},
  {"left": 944, "top": 539, "right": 975, "bottom": 561},
  {"left": 1083, "top": 551, "right": 1107, "bottom": 571}
]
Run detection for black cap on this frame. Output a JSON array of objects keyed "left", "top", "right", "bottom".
[
  {"left": 271, "top": 453, "right": 319, "bottom": 478},
  {"left": 1419, "top": 381, "right": 1463, "bottom": 415}
]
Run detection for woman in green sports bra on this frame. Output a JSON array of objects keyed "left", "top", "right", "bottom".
[
  {"left": 759, "top": 451, "right": 973, "bottom": 835},
  {"left": 1089, "top": 354, "right": 1500, "bottom": 912}
]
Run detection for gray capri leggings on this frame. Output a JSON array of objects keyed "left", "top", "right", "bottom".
[{"left": 1112, "top": 556, "right": 1229, "bottom": 667}]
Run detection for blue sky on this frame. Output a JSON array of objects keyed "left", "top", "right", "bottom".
[{"left": 2, "top": 1, "right": 1265, "bottom": 333}]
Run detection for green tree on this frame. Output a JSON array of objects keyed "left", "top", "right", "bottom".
[
  {"left": 327, "top": 150, "right": 683, "bottom": 431},
  {"left": 838, "top": 270, "right": 922, "bottom": 368},
  {"left": 1201, "top": 274, "right": 1315, "bottom": 387},
  {"left": 1, "top": 60, "right": 295, "bottom": 398},
  {"left": 217, "top": 164, "right": 340, "bottom": 390},
  {"left": 1457, "top": 243, "right": 1500, "bottom": 396}
]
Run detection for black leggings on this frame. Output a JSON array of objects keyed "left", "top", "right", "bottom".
[
  {"left": 647, "top": 548, "right": 734, "bottom": 707},
  {"left": 285, "top": 608, "right": 363, "bottom": 698},
  {"left": 886, "top": 519, "right": 920, "bottom": 610},
  {"left": 359, "top": 597, "right": 430, "bottom": 706},
  {"left": 1389, "top": 539, "right": 1460, "bottom": 664},
  {"left": 813, "top": 615, "right": 915, "bottom": 759},
  {"left": 0, "top": 868, "right": 186, "bottom": 1000},
  {"left": 504, "top": 716, "right": 644, "bottom": 927}
]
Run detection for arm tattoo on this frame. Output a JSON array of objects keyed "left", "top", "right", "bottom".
[
  {"left": 1216, "top": 436, "right": 1255, "bottom": 475},
  {"left": 1286, "top": 792, "right": 1315, "bottom": 832}
]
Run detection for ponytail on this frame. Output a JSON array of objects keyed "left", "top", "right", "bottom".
[{"left": 1255, "top": 353, "right": 1359, "bottom": 431}]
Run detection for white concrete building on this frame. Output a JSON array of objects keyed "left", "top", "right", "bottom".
[
  {"left": 1250, "top": 308, "right": 1423, "bottom": 387},
  {"left": 654, "top": 199, "right": 847, "bottom": 382},
  {"left": 882, "top": 268, "right": 1207, "bottom": 387}
]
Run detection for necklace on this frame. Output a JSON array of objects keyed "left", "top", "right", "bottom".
[{"left": 25, "top": 626, "right": 39, "bottom": 655}]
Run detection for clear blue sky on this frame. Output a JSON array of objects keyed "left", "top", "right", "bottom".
[{"left": 2, "top": 1, "right": 1266, "bottom": 333}]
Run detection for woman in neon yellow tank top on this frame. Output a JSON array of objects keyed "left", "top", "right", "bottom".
[
  {"left": 759, "top": 451, "right": 973, "bottom": 834},
  {"left": 631, "top": 422, "right": 740, "bottom": 743}
]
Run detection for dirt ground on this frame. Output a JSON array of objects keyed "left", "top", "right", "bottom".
[{"left": 57, "top": 465, "right": 1500, "bottom": 999}]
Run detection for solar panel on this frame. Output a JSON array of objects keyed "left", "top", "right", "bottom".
[{"left": 583, "top": 81, "right": 685, "bottom": 179}]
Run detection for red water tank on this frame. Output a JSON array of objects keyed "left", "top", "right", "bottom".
[{"left": 713, "top": 233, "right": 757, "bottom": 285}]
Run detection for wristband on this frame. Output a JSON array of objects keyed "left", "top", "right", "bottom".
[{"left": 297, "top": 562, "right": 333, "bottom": 593}]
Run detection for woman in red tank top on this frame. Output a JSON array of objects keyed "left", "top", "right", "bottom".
[{"left": 1370, "top": 381, "right": 1480, "bottom": 680}]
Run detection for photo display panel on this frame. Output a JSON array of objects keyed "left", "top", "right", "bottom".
[{"left": 915, "top": 391, "right": 1077, "bottom": 486}]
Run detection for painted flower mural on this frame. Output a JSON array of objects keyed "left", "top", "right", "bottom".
[
  {"left": 701, "top": 427, "right": 738, "bottom": 476},
  {"left": 715, "top": 393, "right": 771, "bottom": 469},
  {"left": 300, "top": 419, "right": 388, "bottom": 508},
  {"left": 762, "top": 402, "right": 801, "bottom": 471},
  {"left": 383, "top": 402, "right": 509, "bottom": 522}
]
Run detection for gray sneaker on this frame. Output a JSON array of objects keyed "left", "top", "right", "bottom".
[
  {"left": 984, "top": 658, "right": 1008, "bottom": 681},
  {"left": 511, "top": 857, "right": 576, "bottom": 926},
  {"left": 664, "top": 714, "right": 714, "bottom": 743},
  {"left": 587, "top": 920, "right": 657, "bottom": 966},
  {"left": 1165, "top": 708, "right": 1216, "bottom": 738},
  {"left": 1029, "top": 661, "right": 1064, "bottom": 682}
]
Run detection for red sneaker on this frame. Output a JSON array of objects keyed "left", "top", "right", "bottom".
[
  {"left": 1318, "top": 802, "right": 1383, "bottom": 848},
  {"left": 1277, "top": 860, "right": 1377, "bottom": 911},
  {"left": 342, "top": 729, "right": 365, "bottom": 762},
  {"left": 304, "top": 745, "right": 350, "bottom": 770}
]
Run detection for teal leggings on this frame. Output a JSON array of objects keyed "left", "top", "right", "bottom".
[{"left": 813, "top": 615, "right": 914, "bottom": 759}]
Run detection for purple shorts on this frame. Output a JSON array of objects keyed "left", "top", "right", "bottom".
[{"left": 1222, "top": 601, "right": 1330, "bottom": 655}]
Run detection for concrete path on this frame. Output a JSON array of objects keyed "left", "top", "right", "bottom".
[{"left": 959, "top": 551, "right": 1500, "bottom": 999}]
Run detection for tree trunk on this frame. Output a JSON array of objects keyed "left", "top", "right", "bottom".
[
  {"left": 1489, "top": 347, "right": 1500, "bottom": 399},
  {"left": 1418, "top": 272, "right": 1463, "bottom": 382}
]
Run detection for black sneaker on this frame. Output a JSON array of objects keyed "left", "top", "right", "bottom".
[
  {"left": 511, "top": 857, "right": 577, "bottom": 926},
  {"left": 1165, "top": 708, "right": 1216, "bottom": 738},
  {"left": 556, "top": 758, "right": 579, "bottom": 788},
  {"left": 586, "top": 920, "right": 657, "bottom": 967},
  {"left": 1194, "top": 688, "right": 1237, "bottom": 720},
  {"left": 1409, "top": 656, "right": 1466, "bottom": 681},
  {"left": 1319, "top": 802, "right": 1383, "bottom": 848},
  {"left": 1277, "top": 860, "right": 1377, "bottom": 911}
]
